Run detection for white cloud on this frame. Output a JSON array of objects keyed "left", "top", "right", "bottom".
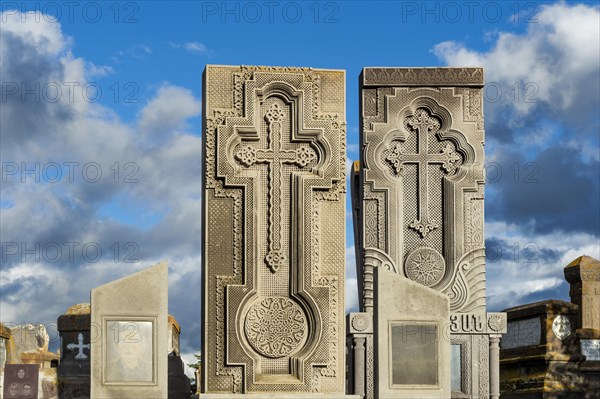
[
  {"left": 138, "top": 85, "right": 201, "bottom": 138},
  {"left": 169, "top": 41, "right": 211, "bottom": 56},
  {"left": 486, "top": 220, "right": 600, "bottom": 309},
  {"left": 432, "top": 2, "right": 600, "bottom": 118},
  {"left": 0, "top": 11, "right": 202, "bottom": 356}
]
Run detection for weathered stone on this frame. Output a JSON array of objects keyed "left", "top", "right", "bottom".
[
  {"left": 65, "top": 303, "right": 90, "bottom": 316},
  {"left": 202, "top": 65, "right": 347, "bottom": 395},
  {"left": 168, "top": 315, "right": 180, "bottom": 356},
  {"left": 7, "top": 324, "right": 56, "bottom": 365},
  {"left": 500, "top": 300, "right": 587, "bottom": 397},
  {"left": 564, "top": 255, "right": 600, "bottom": 331},
  {"left": 90, "top": 262, "right": 168, "bottom": 399},
  {"left": 351, "top": 67, "right": 505, "bottom": 399},
  {"left": 56, "top": 304, "right": 91, "bottom": 399},
  {"left": 0, "top": 322, "right": 10, "bottom": 369}
]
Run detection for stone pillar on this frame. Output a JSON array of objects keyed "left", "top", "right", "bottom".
[
  {"left": 489, "top": 334, "right": 501, "bottom": 399},
  {"left": 564, "top": 255, "right": 600, "bottom": 330},
  {"left": 352, "top": 336, "right": 366, "bottom": 398}
]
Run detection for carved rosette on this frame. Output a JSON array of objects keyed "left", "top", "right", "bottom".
[
  {"left": 404, "top": 247, "right": 446, "bottom": 287},
  {"left": 244, "top": 297, "right": 307, "bottom": 358}
]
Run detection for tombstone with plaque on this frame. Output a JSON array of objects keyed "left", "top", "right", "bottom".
[
  {"left": 90, "top": 262, "right": 168, "bottom": 399},
  {"left": 500, "top": 255, "right": 600, "bottom": 396}
]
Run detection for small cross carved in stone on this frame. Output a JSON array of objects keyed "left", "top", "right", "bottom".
[{"left": 67, "top": 333, "right": 90, "bottom": 360}]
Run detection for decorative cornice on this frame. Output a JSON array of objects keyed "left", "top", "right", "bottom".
[{"left": 362, "top": 67, "right": 484, "bottom": 87}]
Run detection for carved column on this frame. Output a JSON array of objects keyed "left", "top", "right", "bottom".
[
  {"left": 489, "top": 335, "right": 501, "bottom": 399},
  {"left": 353, "top": 336, "right": 366, "bottom": 398}
]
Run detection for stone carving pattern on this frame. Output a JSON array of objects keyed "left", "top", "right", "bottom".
[
  {"left": 384, "top": 108, "right": 463, "bottom": 239},
  {"left": 206, "top": 109, "right": 244, "bottom": 393},
  {"left": 464, "top": 184, "right": 484, "bottom": 253},
  {"left": 351, "top": 314, "right": 370, "bottom": 332},
  {"left": 405, "top": 247, "right": 446, "bottom": 287},
  {"left": 205, "top": 66, "right": 345, "bottom": 392},
  {"left": 245, "top": 297, "right": 307, "bottom": 358},
  {"left": 366, "top": 335, "right": 374, "bottom": 399},
  {"left": 479, "top": 335, "right": 489, "bottom": 399},
  {"left": 364, "top": 68, "right": 484, "bottom": 86},
  {"left": 234, "top": 103, "right": 317, "bottom": 273},
  {"left": 442, "top": 248, "right": 487, "bottom": 312}
]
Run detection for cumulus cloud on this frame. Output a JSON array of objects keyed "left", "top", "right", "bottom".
[
  {"left": 486, "top": 220, "right": 600, "bottom": 310},
  {"left": 432, "top": 2, "right": 600, "bottom": 122},
  {"left": 0, "top": 11, "right": 201, "bottom": 373}
]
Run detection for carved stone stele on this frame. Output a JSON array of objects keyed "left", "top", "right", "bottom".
[
  {"left": 202, "top": 65, "right": 347, "bottom": 395},
  {"left": 352, "top": 68, "right": 506, "bottom": 399},
  {"left": 356, "top": 67, "right": 486, "bottom": 313}
]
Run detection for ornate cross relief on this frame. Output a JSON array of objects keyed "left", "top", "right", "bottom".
[
  {"left": 383, "top": 106, "right": 464, "bottom": 288},
  {"left": 385, "top": 108, "right": 463, "bottom": 239},
  {"left": 235, "top": 103, "right": 316, "bottom": 273}
]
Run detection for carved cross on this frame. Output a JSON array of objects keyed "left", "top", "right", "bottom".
[
  {"left": 386, "top": 108, "right": 462, "bottom": 238},
  {"left": 235, "top": 103, "right": 316, "bottom": 273},
  {"left": 66, "top": 333, "right": 89, "bottom": 360}
]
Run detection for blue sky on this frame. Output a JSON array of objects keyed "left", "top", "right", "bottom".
[{"left": 1, "top": 0, "right": 599, "bottom": 375}]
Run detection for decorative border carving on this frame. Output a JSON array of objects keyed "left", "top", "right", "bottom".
[{"left": 362, "top": 68, "right": 484, "bottom": 87}]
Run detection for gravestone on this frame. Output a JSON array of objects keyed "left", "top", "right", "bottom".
[
  {"left": 202, "top": 65, "right": 349, "bottom": 396},
  {"left": 1, "top": 322, "right": 10, "bottom": 368},
  {"left": 57, "top": 303, "right": 91, "bottom": 399},
  {"left": 90, "top": 262, "right": 168, "bottom": 399},
  {"left": 500, "top": 255, "right": 600, "bottom": 397},
  {"left": 500, "top": 300, "right": 587, "bottom": 396},
  {"left": 2, "top": 364, "right": 39, "bottom": 398},
  {"left": 350, "top": 67, "right": 506, "bottom": 399}
]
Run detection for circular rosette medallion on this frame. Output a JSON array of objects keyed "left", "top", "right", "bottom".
[
  {"left": 244, "top": 296, "right": 307, "bottom": 358},
  {"left": 404, "top": 247, "right": 446, "bottom": 287}
]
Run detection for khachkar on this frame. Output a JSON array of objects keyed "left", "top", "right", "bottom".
[
  {"left": 349, "top": 68, "right": 506, "bottom": 399},
  {"left": 202, "top": 65, "right": 348, "bottom": 396}
]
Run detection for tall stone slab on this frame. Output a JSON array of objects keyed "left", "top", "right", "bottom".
[
  {"left": 351, "top": 67, "right": 506, "bottom": 399},
  {"left": 202, "top": 65, "right": 347, "bottom": 396},
  {"left": 91, "top": 263, "right": 168, "bottom": 399},
  {"left": 57, "top": 303, "right": 91, "bottom": 399}
]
